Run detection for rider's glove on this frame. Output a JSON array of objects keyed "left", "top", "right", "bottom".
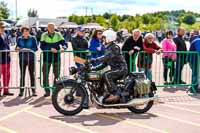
[
  {"left": 89, "top": 58, "right": 96, "bottom": 64},
  {"left": 62, "top": 45, "right": 68, "bottom": 50},
  {"left": 91, "top": 67, "right": 97, "bottom": 71}
]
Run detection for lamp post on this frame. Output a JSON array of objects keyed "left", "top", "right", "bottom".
[{"left": 15, "top": 0, "right": 17, "bottom": 20}]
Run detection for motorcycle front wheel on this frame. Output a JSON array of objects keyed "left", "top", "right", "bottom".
[{"left": 52, "top": 82, "right": 87, "bottom": 116}]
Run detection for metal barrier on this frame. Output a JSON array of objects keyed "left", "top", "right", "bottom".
[
  {"left": 0, "top": 50, "right": 37, "bottom": 96},
  {"left": 134, "top": 51, "right": 199, "bottom": 95},
  {"left": 39, "top": 50, "right": 85, "bottom": 90},
  {"left": 39, "top": 50, "right": 199, "bottom": 95}
]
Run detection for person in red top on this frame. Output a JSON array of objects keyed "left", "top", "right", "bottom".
[
  {"left": 0, "top": 22, "right": 14, "bottom": 96},
  {"left": 137, "top": 33, "right": 162, "bottom": 81}
]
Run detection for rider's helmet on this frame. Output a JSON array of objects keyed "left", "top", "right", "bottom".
[{"left": 102, "top": 29, "right": 117, "bottom": 44}]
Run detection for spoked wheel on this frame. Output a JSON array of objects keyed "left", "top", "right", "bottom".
[
  {"left": 52, "top": 83, "right": 86, "bottom": 116},
  {"left": 127, "top": 100, "right": 154, "bottom": 114}
]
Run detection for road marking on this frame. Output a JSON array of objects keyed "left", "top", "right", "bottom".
[
  {"left": 154, "top": 112, "right": 200, "bottom": 127},
  {"left": 84, "top": 110, "right": 168, "bottom": 133},
  {"left": 0, "top": 106, "right": 32, "bottom": 122},
  {"left": 0, "top": 100, "right": 46, "bottom": 122},
  {"left": 161, "top": 104, "right": 200, "bottom": 115},
  {"left": 170, "top": 103, "right": 200, "bottom": 106},
  {"left": 0, "top": 126, "right": 17, "bottom": 133},
  {"left": 25, "top": 110, "right": 98, "bottom": 133}
]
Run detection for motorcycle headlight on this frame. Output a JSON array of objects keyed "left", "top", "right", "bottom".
[{"left": 69, "top": 67, "right": 77, "bottom": 75}]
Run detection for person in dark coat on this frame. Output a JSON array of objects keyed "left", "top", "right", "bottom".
[
  {"left": 173, "top": 27, "right": 187, "bottom": 84},
  {"left": 71, "top": 26, "right": 88, "bottom": 68},
  {"left": 122, "top": 29, "right": 143, "bottom": 72}
]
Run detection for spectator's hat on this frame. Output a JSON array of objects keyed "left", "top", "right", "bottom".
[
  {"left": 0, "top": 21, "right": 5, "bottom": 28},
  {"left": 77, "top": 25, "right": 85, "bottom": 32}
]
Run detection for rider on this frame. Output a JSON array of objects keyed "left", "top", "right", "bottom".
[{"left": 90, "top": 29, "right": 128, "bottom": 103}]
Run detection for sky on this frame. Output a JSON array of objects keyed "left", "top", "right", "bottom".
[{"left": 4, "top": 0, "right": 200, "bottom": 19}]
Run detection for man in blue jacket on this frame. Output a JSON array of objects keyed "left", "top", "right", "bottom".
[{"left": 189, "top": 30, "right": 200, "bottom": 93}]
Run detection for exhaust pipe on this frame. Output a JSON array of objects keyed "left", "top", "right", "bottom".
[{"left": 92, "top": 95, "right": 159, "bottom": 108}]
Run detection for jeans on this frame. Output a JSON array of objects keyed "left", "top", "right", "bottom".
[
  {"left": 190, "top": 64, "right": 198, "bottom": 89},
  {"left": 139, "top": 68, "right": 152, "bottom": 81}
]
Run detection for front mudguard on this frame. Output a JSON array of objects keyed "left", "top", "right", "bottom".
[{"left": 55, "top": 78, "right": 89, "bottom": 104}]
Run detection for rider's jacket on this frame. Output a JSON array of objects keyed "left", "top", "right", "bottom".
[{"left": 92, "top": 42, "right": 128, "bottom": 71}]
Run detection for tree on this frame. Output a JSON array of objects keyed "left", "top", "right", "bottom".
[
  {"left": 0, "top": 1, "right": 10, "bottom": 19},
  {"left": 77, "top": 16, "right": 85, "bottom": 24},
  {"left": 96, "top": 16, "right": 107, "bottom": 26},
  {"left": 183, "top": 14, "right": 196, "bottom": 25},
  {"left": 85, "top": 16, "right": 93, "bottom": 23},
  {"left": 142, "top": 14, "right": 150, "bottom": 24},
  {"left": 121, "top": 15, "right": 129, "bottom": 21},
  {"left": 110, "top": 14, "right": 119, "bottom": 31},
  {"left": 103, "top": 12, "right": 111, "bottom": 19},
  {"left": 66, "top": 10, "right": 200, "bottom": 31},
  {"left": 68, "top": 15, "right": 79, "bottom": 24},
  {"left": 68, "top": 15, "right": 73, "bottom": 22},
  {"left": 27, "top": 9, "right": 38, "bottom": 17}
]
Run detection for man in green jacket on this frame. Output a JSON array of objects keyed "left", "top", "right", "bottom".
[{"left": 40, "top": 23, "right": 67, "bottom": 97}]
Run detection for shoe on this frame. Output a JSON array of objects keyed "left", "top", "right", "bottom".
[
  {"left": 18, "top": 92, "right": 23, "bottom": 97},
  {"left": 196, "top": 90, "right": 200, "bottom": 93},
  {"left": 189, "top": 87, "right": 200, "bottom": 94},
  {"left": 172, "top": 80, "right": 186, "bottom": 84},
  {"left": 18, "top": 89, "right": 24, "bottom": 97},
  {"left": 44, "top": 90, "right": 50, "bottom": 97},
  {"left": 44, "top": 93, "right": 50, "bottom": 97},
  {"left": 82, "top": 104, "right": 89, "bottom": 109},
  {"left": 32, "top": 92, "right": 38, "bottom": 97},
  {"left": 164, "top": 81, "right": 168, "bottom": 85},
  {"left": 180, "top": 81, "right": 186, "bottom": 84},
  {"left": 32, "top": 89, "right": 37, "bottom": 97},
  {"left": 4, "top": 93, "right": 14, "bottom": 96},
  {"left": 105, "top": 94, "right": 120, "bottom": 103}
]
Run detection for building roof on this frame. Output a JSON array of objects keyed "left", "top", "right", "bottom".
[
  {"left": 83, "top": 23, "right": 104, "bottom": 29},
  {"left": 59, "top": 22, "right": 78, "bottom": 28},
  {"left": 15, "top": 17, "right": 68, "bottom": 28},
  {"left": 196, "top": 18, "right": 200, "bottom": 22}
]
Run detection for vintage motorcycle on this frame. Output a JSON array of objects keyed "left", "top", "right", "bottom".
[{"left": 52, "top": 57, "right": 158, "bottom": 116}]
